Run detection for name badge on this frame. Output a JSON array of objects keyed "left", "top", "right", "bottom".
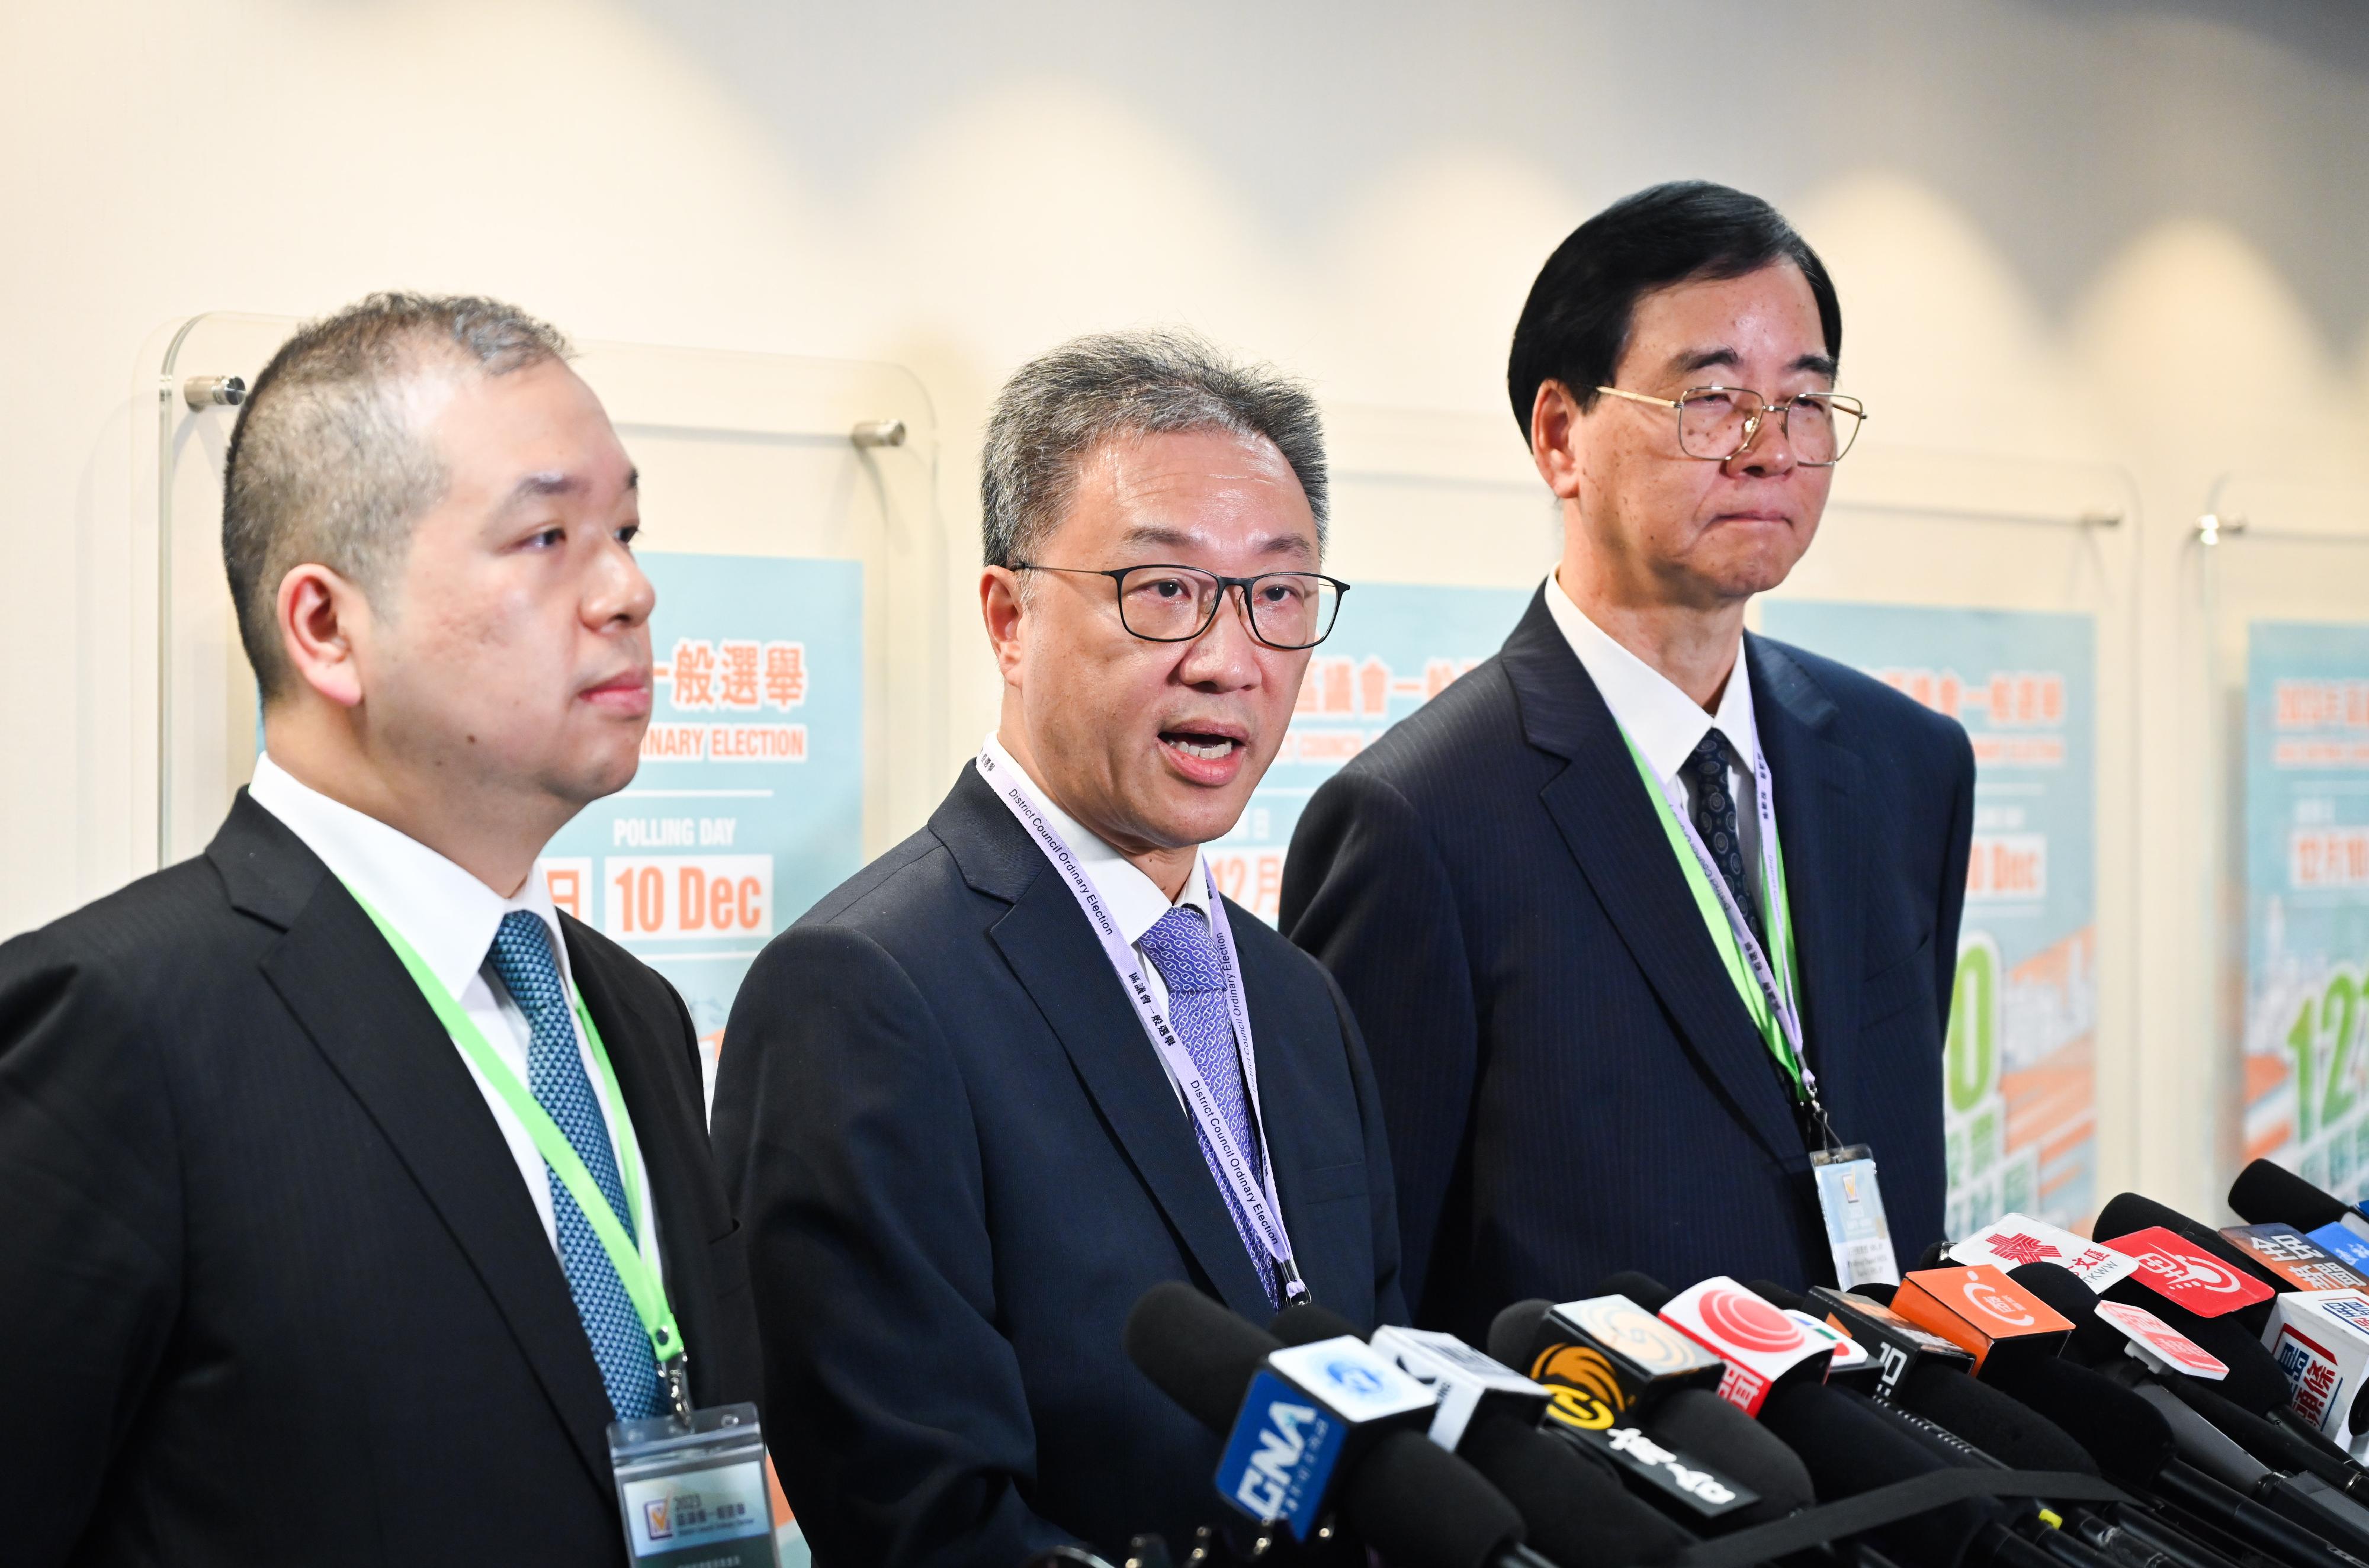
[
  {"left": 1811, "top": 1144, "right": 1901, "bottom": 1289},
  {"left": 610, "top": 1404, "right": 778, "bottom": 1567}
]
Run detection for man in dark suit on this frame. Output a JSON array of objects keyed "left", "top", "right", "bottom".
[
  {"left": 1283, "top": 184, "right": 1975, "bottom": 1343},
  {"left": 715, "top": 331, "right": 1402, "bottom": 1566},
  {"left": 0, "top": 294, "right": 762, "bottom": 1567}
]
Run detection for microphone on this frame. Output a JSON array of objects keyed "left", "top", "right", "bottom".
[
  {"left": 2008, "top": 1258, "right": 2288, "bottom": 1415},
  {"left": 2095, "top": 1194, "right": 2280, "bottom": 1336},
  {"left": 1890, "top": 1264, "right": 2078, "bottom": 1376},
  {"left": 1276, "top": 1302, "right": 1696, "bottom": 1567},
  {"left": 1483, "top": 1295, "right": 1723, "bottom": 1428},
  {"left": 1800, "top": 1281, "right": 1979, "bottom": 1400},
  {"left": 2222, "top": 1223, "right": 2369, "bottom": 1294},
  {"left": 2230, "top": 1159, "right": 2369, "bottom": 1266},
  {"left": 1658, "top": 1276, "right": 1835, "bottom": 1415},
  {"left": 2261, "top": 1288, "right": 2369, "bottom": 1450},
  {"left": 1122, "top": 1284, "right": 1542, "bottom": 1568},
  {"left": 1743, "top": 1279, "right": 1880, "bottom": 1392}
]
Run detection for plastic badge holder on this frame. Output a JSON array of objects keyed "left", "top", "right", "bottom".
[{"left": 610, "top": 1403, "right": 777, "bottom": 1567}]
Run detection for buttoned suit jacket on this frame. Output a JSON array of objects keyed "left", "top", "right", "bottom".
[
  {"left": 1280, "top": 588, "right": 1975, "bottom": 1343},
  {"left": 712, "top": 766, "right": 1406, "bottom": 1567},
  {"left": 0, "top": 793, "right": 764, "bottom": 1567}
]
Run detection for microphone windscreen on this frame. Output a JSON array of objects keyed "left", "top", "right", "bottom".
[
  {"left": 1914, "top": 1239, "right": 1953, "bottom": 1273},
  {"left": 1459, "top": 1413, "right": 1692, "bottom": 1567},
  {"left": 1594, "top": 1271, "right": 1675, "bottom": 1312},
  {"left": 1272, "top": 1301, "right": 1362, "bottom": 1347},
  {"left": 1122, "top": 1281, "right": 1279, "bottom": 1433},
  {"left": 2091, "top": 1280, "right": 2291, "bottom": 1415},
  {"left": 1853, "top": 1281, "right": 1898, "bottom": 1307},
  {"left": 1979, "top": 1355, "right": 2174, "bottom": 1485},
  {"left": 1757, "top": 1381, "right": 1999, "bottom": 1564},
  {"left": 2005, "top": 1261, "right": 2134, "bottom": 1365},
  {"left": 1895, "top": 1362, "right": 2099, "bottom": 1477},
  {"left": 1644, "top": 1385, "right": 1816, "bottom": 1522},
  {"left": 1485, "top": 1299, "right": 1554, "bottom": 1370},
  {"left": 1745, "top": 1278, "right": 1808, "bottom": 1313},
  {"left": 2230, "top": 1159, "right": 2352, "bottom": 1230},
  {"left": 1336, "top": 1429, "right": 1526, "bottom": 1568}
]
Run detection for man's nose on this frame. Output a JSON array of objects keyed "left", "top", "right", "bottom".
[
  {"left": 1726, "top": 404, "right": 1799, "bottom": 478},
  {"left": 589, "top": 538, "right": 657, "bottom": 628},
  {"left": 1176, "top": 584, "right": 1263, "bottom": 687}
]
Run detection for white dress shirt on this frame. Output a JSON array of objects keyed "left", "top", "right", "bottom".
[
  {"left": 1542, "top": 570, "right": 1768, "bottom": 882},
  {"left": 981, "top": 732, "right": 1212, "bottom": 1018},
  {"left": 247, "top": 754, "right": 665, "bottom": 1281}
]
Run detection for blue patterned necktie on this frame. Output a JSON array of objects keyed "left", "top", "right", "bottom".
[
  {"left": 1684, "top": 728, "right": 1766, "bottom": 950},
  {"left": 486, "top": 910, "right": 663, "bottom": 1421},
  {"left": 1135, "top": 905, "right": 1279, "bottom": 1308}
]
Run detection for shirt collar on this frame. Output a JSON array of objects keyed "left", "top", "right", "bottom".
[
  {"left": 981, "top": 731, "right": 1209, "bottom": 945},
  {"left": 247, "top": 752, "right": 574, "bottom": 999},
  {"left": 1542, "top": 570, "right": 1759, "bottom": 783}
]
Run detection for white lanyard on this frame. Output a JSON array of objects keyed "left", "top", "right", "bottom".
[{"left": 975, "top": 747, "right": 1308, "bottom": 1304}]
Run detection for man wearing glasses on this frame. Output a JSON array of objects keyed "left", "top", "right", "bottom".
[
  {"left": 713, "top": 332, "right": 1402, "bottom": 1566},
  {"left": 1283, "top": 182, "right": 1975, "bottom": 1341}
]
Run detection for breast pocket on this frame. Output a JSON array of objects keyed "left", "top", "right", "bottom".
[{"left": 1861, "top": 933, "right": 1937, "bottom": 1034}]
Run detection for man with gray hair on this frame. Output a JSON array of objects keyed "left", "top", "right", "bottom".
[
  {"left": 0, "top": 293, "right": 763, "bottom": 1566},
  {"left": 715, "top": 330, "right": 1404, "bottom": 1564}
]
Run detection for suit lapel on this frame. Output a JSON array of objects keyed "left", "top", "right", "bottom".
[
  {"left": 216, "top": 799, "right": 621, "bottom": 1492},
  {"left": 1748, "top": 637, "right": 1867, "bottom": 1128},
  {"left": 940, "top": 770, "right": 1277, "bottom": 1320},
  {"left": 1499, "top": 593, "right": 1808, "bottom": 1167},
  {"left": 563, "top": 921, "right": 727, "bottom": 1408}
]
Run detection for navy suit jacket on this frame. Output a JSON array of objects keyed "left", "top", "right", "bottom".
[
  {"left": 712, "top": 766, "right": 1405, "bottom": 1567},
  {"left": 1280, "top": 589, "right": 1973, "bottom": 1343},
  {"left": 0, "top": 793, "right": 763, "bottom": 1568}
]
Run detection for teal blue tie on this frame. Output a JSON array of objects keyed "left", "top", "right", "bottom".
[{"left": 486, "top": 911, "right": 662, "bottom": 1420}]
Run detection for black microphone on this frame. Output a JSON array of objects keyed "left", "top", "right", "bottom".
[
  {"left": 2010, "top": 1258, "right": 2293, "bottom": 1418},
  {"left": 1275, "top": 1300, "right": 1694, "bottom": 1567},
  {"left": 1123, "top": 1284, "right": 1546, "bottom": 1568},
  {"left": 2230, "top": 1159, "right": 2369, "bottom": 1248}
]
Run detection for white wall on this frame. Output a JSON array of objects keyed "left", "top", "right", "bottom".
[{"left": 5, "top": 0, "right": 2367, "bottom": 1217}]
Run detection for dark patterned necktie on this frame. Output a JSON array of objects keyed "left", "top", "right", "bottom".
[
  {"left": 486, "top": 910, "right": 662, "bottom": 1420},
  {"left": 1684, "top": 729, "right": 1766, "bottom": 951},
  {"left": 1135, "top": 906, "right": 1279, "bottom": 1309}
]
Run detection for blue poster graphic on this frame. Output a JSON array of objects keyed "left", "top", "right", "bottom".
[
  {"left": 2243, "top": 623, "right": 2369, "bottom": 1201},
  {"left": 539, "top": 553, "right": 864, "bottom": 1081},
  {"left": 1759, "top": 601, "right": 2098, "bottom": 1235},
  {"left": 1216, "top": 582, "right": 1532, "bottom": 923}
]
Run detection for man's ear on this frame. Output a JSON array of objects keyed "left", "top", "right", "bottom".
[
  {"left": 980, "top": 565, "right": 1028, "bottom": 685},
  {"left": 1530, "top": 380, "right": 1587, "bottom": 502},
  {"left": 277, "top": 563, "right": 371, "bottom": 709}
]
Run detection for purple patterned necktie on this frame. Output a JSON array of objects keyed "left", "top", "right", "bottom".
[
  {"left": 1685, "top": 728, "right": 1765, "bottom": 950},
  {"left": 1135, "top": 905, "right": 1278, "bottom": 1307}
]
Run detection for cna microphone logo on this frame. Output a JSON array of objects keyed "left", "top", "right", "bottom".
[{"left": 2108, "top": 1228, "right": 2275, "bottom": 1317}]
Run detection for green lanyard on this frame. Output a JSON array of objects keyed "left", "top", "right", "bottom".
[
  {"left": 1616, "top": 728, "right": 1809, "bottom": 1098},
  {"left": 345, "top": 886, "right": 689, "bottom": 1408}
]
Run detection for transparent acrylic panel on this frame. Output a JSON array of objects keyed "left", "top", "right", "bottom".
[
  {"left": 2190, "top": 475, "right": 2369, "bottom": 1209},
  {"left": 137, "top": 314, "right": 945, "bottom": 1059},
  {"left": 1757, "top": 445, "right": 2141, "bottom": 1238}
]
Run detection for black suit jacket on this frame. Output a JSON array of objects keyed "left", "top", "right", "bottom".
[
  {"left": 712, "top": 766, "right": 1405, "bottom": 1567},
  {"left": 0, "top": 793, "right": 763, "bottom": 1567},
  {"left": 1280, "top": 589, "right": 1974, "bottom": 1342}
]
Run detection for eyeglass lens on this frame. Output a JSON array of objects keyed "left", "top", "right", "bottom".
[
  {"left": 1677, "top": 389, "right": 1861, "bottom": 464},
  {"left": 1116, "top": 567, "right": 1341, "bottom": 647}
]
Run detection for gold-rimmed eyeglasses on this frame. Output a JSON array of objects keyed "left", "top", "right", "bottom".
[
  {"left": 1012, "top": 562, "right": 1349, "bottom": 649},
  {"left": 1594, "top": 384, "right": 1867, "bottom": 466}
]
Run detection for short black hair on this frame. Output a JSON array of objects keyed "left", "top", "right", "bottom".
[{"left": 1505, "top": 181, "right": 1841, "bottom": 434}]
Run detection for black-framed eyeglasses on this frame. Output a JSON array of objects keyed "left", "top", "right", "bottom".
[
  {"left": 1012, "top": 561, "right": 1350, "bottom": 649},
  {"left": 1595, "top": 384, "right": 1868, "bottom": 465}
]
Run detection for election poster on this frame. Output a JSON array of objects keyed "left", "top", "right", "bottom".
[
  {"left": 1760, "top": 601, "right": 2099, "bottom": 1237},
  {"left": 2241, "top": 623, "right": 2369, "bottom": 1201},
  {"left": 1222, "top": 582, "right": 1532, "bottom": 922},
  {"left": 539, "top": 552, "right": 864, "bottom": 1092}
]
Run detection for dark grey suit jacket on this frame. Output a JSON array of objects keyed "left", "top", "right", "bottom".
[
  {"left": 1283, "top": 589, "right": 1975, "bottom": 1343},
  {"left": 0, "top": 793, "right": 763, "bottom": 1567},
  {"left": 714, "top": 766, "right": 1405, "bottom": 1567}
]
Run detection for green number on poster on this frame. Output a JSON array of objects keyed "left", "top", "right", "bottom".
[
  {"left": 2325, "top": 972, "right": 2360, "bottom": 1137},
  {"left": 2293, "top": 996, "right": 2321, "bottom": 1143},
  {"left": 1947, "top": 942, "right": 1996, "bottom": 1115}
]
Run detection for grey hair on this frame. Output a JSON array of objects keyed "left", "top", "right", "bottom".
[
  {"left": 979, "top": 329, "right": 1328, "bottom": 572},
  {"left": 222, "top": 291, "right": 573, "bottom": 701}
]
